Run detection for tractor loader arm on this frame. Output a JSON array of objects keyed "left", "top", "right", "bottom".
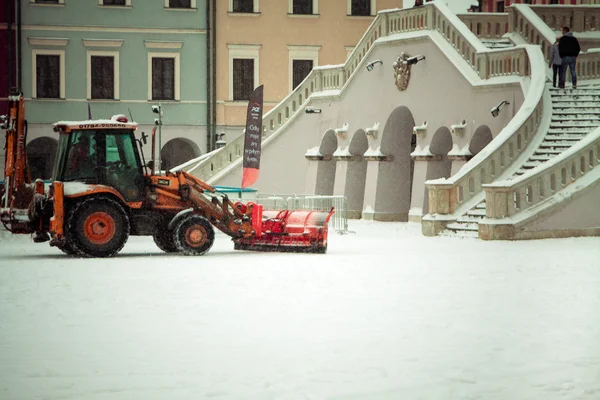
[{"left": 171, "top": 170, "right": 256, "bottom": 239}]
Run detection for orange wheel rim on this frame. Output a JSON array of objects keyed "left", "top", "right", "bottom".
[
  {"left": 83, "top": 212, "right": 116, "bottom": 245},
  {"left": 185, "top": 224, "right": 206, "bottom": 248}
]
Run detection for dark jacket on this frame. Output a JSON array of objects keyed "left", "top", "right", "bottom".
[{"left": 559, "top": 32, "right": 581, "bottom": 58}]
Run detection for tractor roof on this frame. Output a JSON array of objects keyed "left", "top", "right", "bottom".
[{"left": 53, "top": 115, "right": 138, "bottom": 133}]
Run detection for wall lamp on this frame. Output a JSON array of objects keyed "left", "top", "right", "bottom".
[
  {"left": 406, "top": 55, "right": 426, "bottom": 66},
  {"left": 366, "top": 60, "right": 383, "bottom": 71},
  {"left": 305, "top": 106, "right": 322, "bottom": 114},
  {"left": 491, "top": 100, "right": 510, "bottom": 117}
]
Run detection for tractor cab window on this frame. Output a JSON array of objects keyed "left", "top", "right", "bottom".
[
  {"left": 103, "top": 130, "right": 144, "bottom": 201},
  {"left": 62, "top": 132, "right": 98, "bottom": 182}
]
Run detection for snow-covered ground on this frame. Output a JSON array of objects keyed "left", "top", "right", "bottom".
[{"left": 1, "top": 221, "right": 599, "bottom": 400}]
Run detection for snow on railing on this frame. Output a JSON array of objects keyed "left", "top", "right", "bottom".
[
  {"left": 189, "top": 1, "right": 533, "bottom": 183},
  {"left": 458, "top": 12, "right": 509, "bottom": 39},
  {"left": 531, "top": 5, "right": 600, "bottom": 32},
  {"left": 426, "top": 45, "right": 546, "bottom": 215},
  {"left": 483, "top": 126, "right": 600, "bottom": 219}
]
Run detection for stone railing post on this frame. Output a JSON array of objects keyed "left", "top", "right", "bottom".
[
  {"left": 573, "top": 9, "right": 585, "bottom": 32},
  {"left": 483, "top": 186, "right": 513, "bottom": 219},
  {"left": 427, "top": 184, "right": 455, "bottom": 215}
]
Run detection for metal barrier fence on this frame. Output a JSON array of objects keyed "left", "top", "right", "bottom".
[{"left": 228, "top": 193, "right": 349, "bottom": 234}]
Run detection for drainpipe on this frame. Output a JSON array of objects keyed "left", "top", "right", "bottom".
[
  {"left": 17, "top": 0, "right": 22, "bottom": 89},
  {"left": 211, "top": 0, "right": 216, "bottom": 151},
  {"left": 206, "top": 0, "right": 211, "bottom": 152},
  {"left": 7, "top": 0, "right": 13, "bottom": 94}
]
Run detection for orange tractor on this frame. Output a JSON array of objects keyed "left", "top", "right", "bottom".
[{"left": 0, "top": 90, "right": 334, "bottom": 257}]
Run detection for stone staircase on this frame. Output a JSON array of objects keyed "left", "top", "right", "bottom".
[{"left": 442, "top": 85, "right": 600, "bottom": 237}]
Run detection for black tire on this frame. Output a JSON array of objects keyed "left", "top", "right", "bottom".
[
  {"left": 65, "top": 196, "right": 130, "bottom": 258},
  {"left": 173, "top": 214, "right": 215, "bottom": 256},
  {"left": 56, "top": 241, "right": 78, "bottom": 255},
  {"left": 153, "top": 228, "right": 177, "bottom": 253}
]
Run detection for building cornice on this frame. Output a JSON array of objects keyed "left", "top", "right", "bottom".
[
  {"left": 22, "top": 25, "right": 206, "bottom": 35},
  {"left": 144, "top": 40, "right": 184, "bottom": 49},
  {"left": 83, "top": 39, "right": 124, "bottom": 48},
  {"left": 28, "top": 37, "right": 69, "bottom": 47}
]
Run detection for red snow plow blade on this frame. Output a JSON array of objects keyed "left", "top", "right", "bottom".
[{"left": 233, "top": 204, "right": 335, "bottom": 254}]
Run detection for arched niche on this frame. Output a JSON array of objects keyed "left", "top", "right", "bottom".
[
  {"left": 161, "top": 137, "right": 201, "bottom": 171},
  {"left": 469, "top": 125, "right": 493, "bottom": 156},
  {"left": 27, "top": 136, "right": 58, "bottom": 180}
]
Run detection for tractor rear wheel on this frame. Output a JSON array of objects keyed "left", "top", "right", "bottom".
[
  {"left": 173, "top": 214, "right": 215, "bottom": 256},
  {"left": 66, "top": 197, "right": 130, "bottom": 258},
  {"left": 153, "top": 228, "right": 177, "bottom": 253}
]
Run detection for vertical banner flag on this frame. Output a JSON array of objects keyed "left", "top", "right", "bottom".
[{"left": 241, "top": 85, "right": 264, "bottom": 189}]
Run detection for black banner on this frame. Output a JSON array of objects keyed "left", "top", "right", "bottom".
[{"left": 242, "top": 85, "right": 264, "bottom": 188}]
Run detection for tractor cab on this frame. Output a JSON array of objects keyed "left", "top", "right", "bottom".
[{"left": 52, "top": 116, "right": 145, "bottom": 202}]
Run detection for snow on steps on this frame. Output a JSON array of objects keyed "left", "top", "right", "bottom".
[
  {"left": 442, "top": 86, "right": 600, "bottom": 238},
  {"left": 481, "top": 39, "right": 514, "bottom": 49}
]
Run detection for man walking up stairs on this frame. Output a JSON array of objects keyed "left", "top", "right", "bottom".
[{"left": 558, "top": 26, "right": 581, "bottom": 89}]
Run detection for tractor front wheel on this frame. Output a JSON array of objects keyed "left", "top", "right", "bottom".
[
  {"left": 153, "top": 227, "right": 177, "bottom": 253},
  {"left": 56, "top": 241, "right": 78, "bottom": 255},
  {"left": 173, "top": 214, "right": 215, "bottom": 256},
  {"left": 66, "top": 197, "right": 130, "bottom": 258}
]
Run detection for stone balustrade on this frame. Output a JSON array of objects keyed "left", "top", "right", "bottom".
[
  {"left": 458, "top": 12, "right": 509, "bottom": 39},
  {"left": 531, "top": 5, "right": 600, "bottom": 32},
  {"left": 483, "top": 128, "right": 600, "bottom": 219}
]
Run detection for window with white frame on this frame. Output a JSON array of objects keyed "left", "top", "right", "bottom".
[
  {"left": 229, "top": 0, "right": 258, "bottom": 13},
  {"left": 87, "top": 51, "right": 119, "bottom": 100},
  {"left": 348, "top": 0, "right": 375, "bottom": 16},
  {"left": 165, "top": 0, "right": 196, "bottom": 9},
  {"left": 148, "top": 53, "right": 180, "bottom": 100},
  {"left": 289, "top": 0, "right": 318, "bottom": 14},
  {"left": 33, "top": 50, "right": 65, "bottom": 99},
  {"left": 288, "top": 45, "right": 319, "bottom": 92},
  {"left": 228, "top": 44, "right": 260, "bottom": 101}
]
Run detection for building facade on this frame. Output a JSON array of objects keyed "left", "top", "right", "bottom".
[
  {"left": 479, "top": 0, "right": 598, "bottom": 13},
  {"left": 1, "top": 0, "right": 17, "bottom": 115},
  {"left": 213, "top": 0, "right": 404, "bottom": 144},
  {"left": 18, "top": 0, "right": 208, "bottom": 179}
]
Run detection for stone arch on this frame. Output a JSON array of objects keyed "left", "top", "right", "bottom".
[
  {"left": 160, "top": 138, "right": 201, "bottom": 171},
  {"left": 345, "top": 130, "right": 369, "bottom": 218},
  {"left": 423, "top": 127, "right": 453, "bottom": 213},
  {"left": 469, "top": 125, "right": 493, "bottom": 156},
  {"left": 372, "top": 106, "right": 416, "bottom": 220},
  {"left": 27, "top": 136, "right": 58, "bottom": 180},
  {"left": 315, "top": 130, "right": 337, "bottom": 195}
]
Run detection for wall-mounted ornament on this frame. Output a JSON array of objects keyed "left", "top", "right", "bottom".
[
  {"left": 366, "top": 122, "right": 380, "bottom": 139},
  {"left": 393, "top": 52, "right": 411, "bottom": 91},
  {"left": 335, "top": 123, "right": 349, "bottom": 140},
  {"left": 413, "top": 121, "right": 428, "bottom": 136},
  {"left": 450, "top": 120, "right": 468, "bottom": 136}
]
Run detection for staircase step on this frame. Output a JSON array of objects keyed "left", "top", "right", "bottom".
[
  {"left": 465, "top": 208, "right": 486, "bottom": 217},
  {"left": 552, "top": 106, "right": 600, "bottom": 112},
  {"left": 549, "top": 122, "right": 600, "bottom": 129},
  {"left": 474, "top": 202, "right": 486, "bottom": 210},
  {"left": 457, "top": 215, "right": 485, "bottom": 223},
  {"left": 523, "top": 161, "right": 545, "bottom": 169},
  {"left": 550, "top": 94, "right": 600, "bottom": 100},
  {"left": 440, "top": 229, "right": 479, "bottom": 238},
  {"left": 529, "top": 154, "right": 554, "bottom": 161},
  {"left": 447, "top": 222, "right": 479, "bottom": 231},
  {"left": 547, "top": 129, "right": 591, "bottom": 135},
  {"left": 534, "top": 148, "right": 564, "bottom": 155},
  {"left": 544, "top": 134, "right": 587, "bottom": 141}
]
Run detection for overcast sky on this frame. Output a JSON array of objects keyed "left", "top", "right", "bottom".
[{"left": 402, "top": 0, "right": 477, "bottom": 13}]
